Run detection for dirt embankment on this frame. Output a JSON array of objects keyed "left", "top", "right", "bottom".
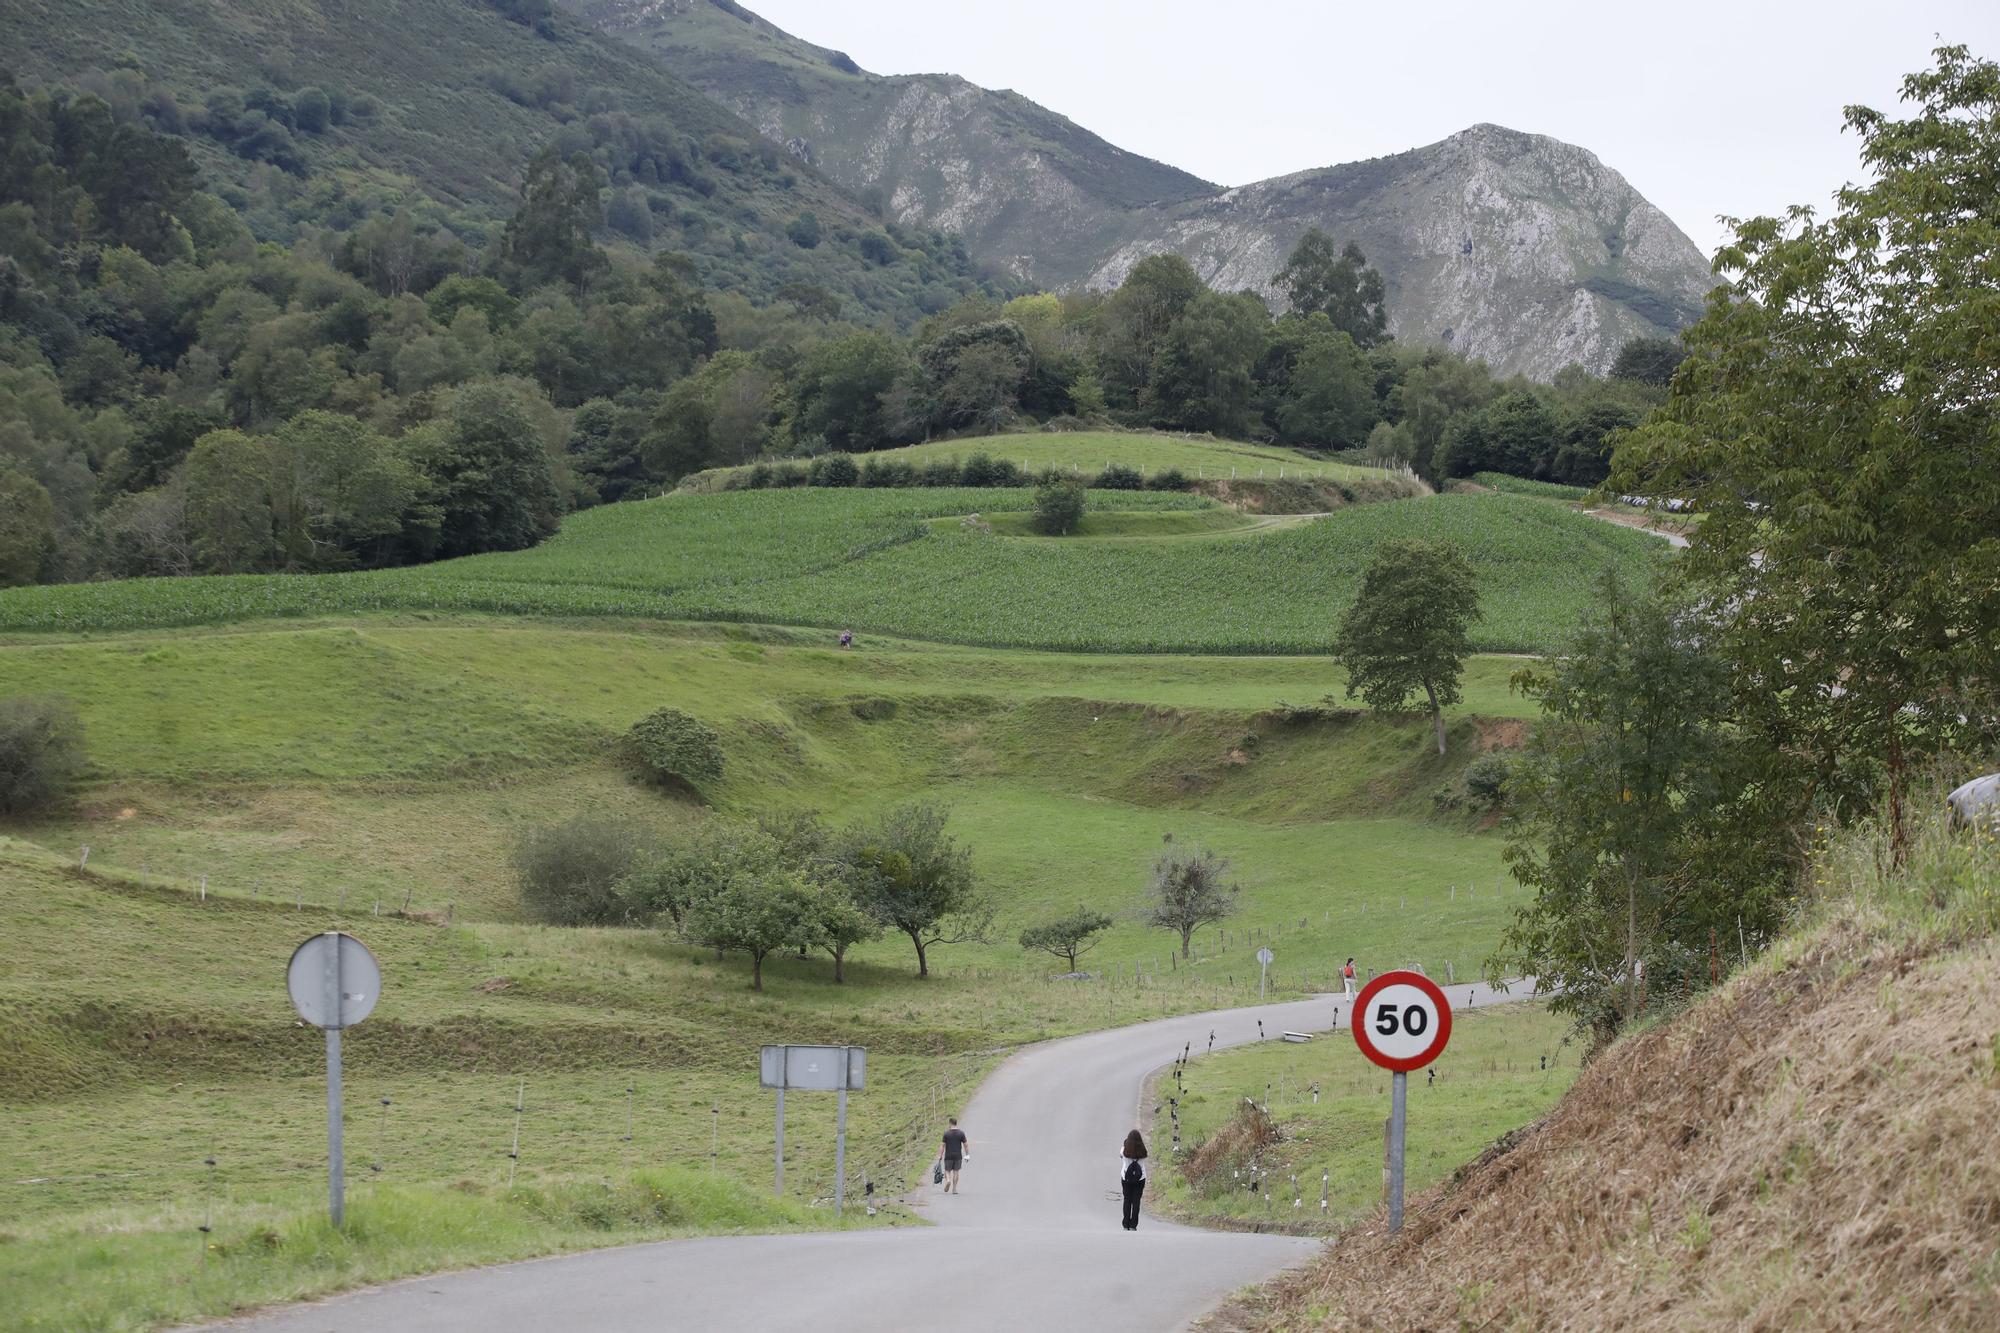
[{"left": 1238, "top": 912, "right": 2000, "bottom": 1330}]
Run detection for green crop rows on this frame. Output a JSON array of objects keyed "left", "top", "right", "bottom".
[{"left": 0, "top": 491, "right": 1659, "bottom": 652}]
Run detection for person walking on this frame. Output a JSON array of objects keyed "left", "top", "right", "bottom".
[
  {"left": 1119, "top": 1129, "right": 1148, "bottom": 1230},
  {"left": 937, "top": 1117, "right": 969, "bottom": 1193},
  {"left": 1342, "top": 957, "right": 1356, "bottom": 998}
]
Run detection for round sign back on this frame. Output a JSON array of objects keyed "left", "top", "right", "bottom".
[
  {"left": 287, "top": 932, "right": 381, "bottom": 1029},
  {"left": 1351, "top": 969, "right": 1451, "bottom": 1072}
]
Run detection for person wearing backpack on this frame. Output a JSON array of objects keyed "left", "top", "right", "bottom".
[
  {"left": 1119, "top": 1129, "right": 1149, "bottom": 1230},
  {"left": 1342, "top": 957, "right": 1356, "bottom": 998}
]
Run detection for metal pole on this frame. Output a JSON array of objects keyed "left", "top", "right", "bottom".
[
  {"left": 323, "top": 932, "right": 344, "bottom": 1229},
  {"left": 835, "top": 1086, "right": 848, "bottom": 1217},
  {"left": 774, "top": 1087, "right": 785, "bottom": 1197},
  {"left": 1387, "top": 1071, "right": 1407, "bottom": 1232}
]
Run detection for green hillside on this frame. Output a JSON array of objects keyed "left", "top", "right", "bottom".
[
  {"left": 0, "top": 490, "right": 1662, "bottom": 651},
  {"left": 0, "top": 0, "right": 994, "bottom": 322},
  {"left": 680, "top": 432, "right": 1407, "bottom": 491}
]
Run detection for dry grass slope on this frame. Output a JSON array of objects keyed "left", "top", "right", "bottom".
[{"left": 1249, "top": 808, "right": 2000, "bottom": 1331}]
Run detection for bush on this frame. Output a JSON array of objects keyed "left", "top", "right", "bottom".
[
  {"left": 1463, "top": 753, "right": 1512, "bottom": 805},
  {"left": 513, "top": 814, "right": 647, "bottom": 926},
  {"left": 770, "top": 462, "right": 810, "bottom": 488},
  {"left": 1095, "top": 463, "right": 1145, "bottom": 490},
  {"left": 1031, "top": 472, "right": 1087, "bottom": 535},
  {"left": 859, "top": 457, "right": 915, "bottom": 487},
  {"left": 959, "top": 452, "right": 1021, "bottom": 487},
  {"left": 1147, "top": 468, "right": 1190, "bottom": 491},
  {"left": 626, "top": 707, "right": 724, "bottom": 788},
  {"left": 917, "top": 458, "right": 962, "bottom": 486},
  {"left": 807, "top": 452, "right": 859, "bottom": 487},
  {"left": 0, "top": 695, "right": 86, "bottom": 815}
]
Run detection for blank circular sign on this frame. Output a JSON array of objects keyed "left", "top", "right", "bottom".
[
  {"left": 1351, "top": 969, "right": 1451, "bottom": 1072},
  {"left": 287, "top": 932, "right": 381, "bottom": 1030}
]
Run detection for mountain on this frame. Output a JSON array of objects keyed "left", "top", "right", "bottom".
[
  {"left": 571, "top": 0, "right": 1718, "bottom": 377},
  {"left": 0, "top": 0, "right": 999, "bottom": 324}
]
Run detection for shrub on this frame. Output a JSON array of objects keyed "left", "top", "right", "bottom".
[
  {"left": 627, "top": 707, "right": 724, "bottom": 788},
  {"left": 770, "top": 462, "right": 810, "bottom": 488},
  {"left": 1031, "top": 472, "right": 1087, "bottom": 535},
  {"left": 513, "top": 814, "right": 647, "bottom": 926},
  {"left": 1463, "top": 753, "right": 1512, "bottom": 806},
  {"left": 745, "top": 462, "right": 774, "bottom": 489},
  {"left": 1095, "top": 463, "right": 1145, "bottom": 490},
  {"left": 0, "top": 695, "right": 86, "bottom": 815},
  {"left": 917, "top": 458, "right": 962, "bottom": 486},
  {"left": 960, "top": 452, "right": 1020, "bottom": 487},
  {"left": 1147, "top": 468, "right": 1190, "bottom": 491},
  {"left": 859, "top": 457, "right": 914, "bottom": 487},
  {"left": 807, "top": 452, "right": 859, "bottom": 487}
]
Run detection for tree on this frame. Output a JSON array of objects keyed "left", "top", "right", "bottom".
[
  {"left": 512, "top": 813, "right": 648, "bottom": 926},
  {"left": 0, "top": 694, "right": 86, "bottom": 815},
  {"left": 786, "top": 211, "right": 823, "bottom": 249},
  {"left": 1031, "top": 471, "right": 1085, "bottom": 535},
  {"left": 1271, "top": 317, "right": 1375, "bottom": 447},
  {"left": 1275, "top": 230, "right": 1388, "bottom": 348},
  {"left": 1608, "top": 336, "right": 1685, "bottom": 387},
  {"left": 502, "top": 148, "right": 607, "bottom": 290},
  {"left": 0, "top": 470, "right": 55, "bottom": 586},
  {"left": 1608, "top": 46, "right": 2000, "bottom": 851},
  {"left": 1096, "top": 253, "right": 1205, "bottom": 406},
  {"left": 183, "top": 429, "right": 272, "bottom": 573},
  {"left": 685, "top": 864, "right": 828, "bottom": 990},
  {"left": 1488, "top": 576, "right": 1785, "bottom": 1044},
  {"left": 266, "top": 411, "right": 420, "bottom": 568},
  {"left": 1144, "top": 290, "right": 1269, "bottom": 434},
  {"left": 1019, "top": 905, "right": 1113, "bottom": 972},
  {"left": 409, "top": 381, "right": 563, "bottom": 558},
  {"left": 790, "top": 332, "right": 906, "bottom": 452},
  {"left": 845, "top": 802, "right": 990, "bottom": 978},
  {"left": 1145, "top": 843, "right": 1237, "bottom": 958},
  {"left": 626, "top": 706, "right": 724, "bottom": 789},
  {"left": 1333, "top": 540, "right": 1481, "bottom": 755}
]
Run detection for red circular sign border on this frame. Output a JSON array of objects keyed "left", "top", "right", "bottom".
[{"left": 1351, "top": 969, "right": 1454, "bottom": 1072}]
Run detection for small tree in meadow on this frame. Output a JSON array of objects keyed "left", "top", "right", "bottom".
[
  {"left": 513, "top": 813, "right": 648, "bottom": 926},
  {"left": 1145, "top": 843, "right": 1238, "bottom": 958},
  {"left": 1332, "top": 539, "right": 1481, "bottom": 755},
  {"left": 0, "top": 695, "right": 86, "bottom": 815},
  {"left": 1019, "top": 905, "right": 1114, "bottom": 972},
  {"left": 626, "top": 707, "right": 724, "bottom": 789},
  {"left": 685, "top": 866, "right": 827, "bottom": 991},
  {"left": 845, "top": 801, "right": 991, "bottom": 978},
  {"left": 1031, "top": 471, "right": 1086, "bottom": 535}
]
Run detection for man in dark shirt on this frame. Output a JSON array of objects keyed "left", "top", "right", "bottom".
[{"left": 938, "top": 1117, "right": 969, "bottom": 1193}]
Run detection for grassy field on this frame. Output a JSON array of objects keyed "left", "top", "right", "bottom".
[
  {"left": 1148, "top": 1002, "right": 1577, "bottom": 1232},
  {"left": 1468, "top": 472, "right": 1593, "bottom": 501},
  {"left": 0, "top": 491, "right": 1661, "bottom": 653},
  {"left": 680, "top": 432, "right": 1394, "bottom": 490}
]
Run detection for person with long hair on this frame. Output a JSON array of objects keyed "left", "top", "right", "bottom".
[{"left": 1119, "top": 1128, "right": 1149, "bottom": 1230}]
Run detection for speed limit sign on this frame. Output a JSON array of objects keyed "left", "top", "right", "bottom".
[
  {"left": 1350, "top": 968, "right": 1451, "bottom": 1233},
  {"left": 1352, "top": 969, "right": 1452, "bottom": 1072}
]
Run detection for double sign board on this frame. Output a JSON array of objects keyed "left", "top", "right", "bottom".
[
  {"left": 1350, "top": 969, "right": 1451, "bottom": 1231},
  {"left": 760, "top": 1044, "right": 866, "bottom": 1214}
]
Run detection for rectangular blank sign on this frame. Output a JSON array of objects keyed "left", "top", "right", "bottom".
[{"left": 760, "top": 1045, "right": 865, "bottom": 1090}]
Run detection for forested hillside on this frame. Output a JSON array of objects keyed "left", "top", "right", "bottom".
[{"left": 0, "top": 0, "right": 998, "bottom": 321}]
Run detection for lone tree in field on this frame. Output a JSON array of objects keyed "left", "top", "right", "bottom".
[
  {"left": 0, "top": 695, "right": 86, "bottom": 816},
  {"left": 1019, "top": 905, "right": 1114, "bottom": 973},
  {"left": 1145, "top": 843, "right": 1238, "bottom": 959},
  {"left": 1030, "top": 471, "right": 1086, "bottom": 535},
  {"left": 684, "top": 866, "right": 828, "bottom": 991},
  {"left": 1333, "top": 539, "right": 1481, "bottom": 755},
  {"left": 846, "top": 802, "right": 992, "bottom": 978},
  {"left": 626, "top": 706, "right": 724, "bottom": 790}
]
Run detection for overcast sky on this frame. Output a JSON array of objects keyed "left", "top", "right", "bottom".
[{"left": 744, "top": 0, "right": 2000, "bottom": 262}]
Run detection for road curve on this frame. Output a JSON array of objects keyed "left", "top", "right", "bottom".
[{"left": 209, "top": 980, "right": 1531, "bottom": 1333}]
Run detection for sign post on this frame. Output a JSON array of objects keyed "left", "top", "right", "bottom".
[
  {"left": 286, "top": 932, "right": 381, "bottom": 1230},
  {"left": 1256, "top": 946, "right": 1274, "bottom": 1001},
  {"left": 759, "top": 1045, "right": 866, "bottom": 1213},
  {"left": 1350, "top": 969, "right": 1451, "bottom": 1232}
]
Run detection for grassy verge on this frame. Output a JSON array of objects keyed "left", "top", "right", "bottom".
[
  {"left": 0, "top": 1166, "right": 891, "bottom": 1333},
  {"left": 1148, "top": 1003, "right": 1576, "bottom": 1232}
]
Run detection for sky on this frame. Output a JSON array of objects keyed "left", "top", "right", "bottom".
[{"left": 743, "top": 0, "right": 2000, "bottom": 261}]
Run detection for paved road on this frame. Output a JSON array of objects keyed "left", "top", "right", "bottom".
[{"left": 211, "top": 980, "right": 1531, "bottom": 1333}]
